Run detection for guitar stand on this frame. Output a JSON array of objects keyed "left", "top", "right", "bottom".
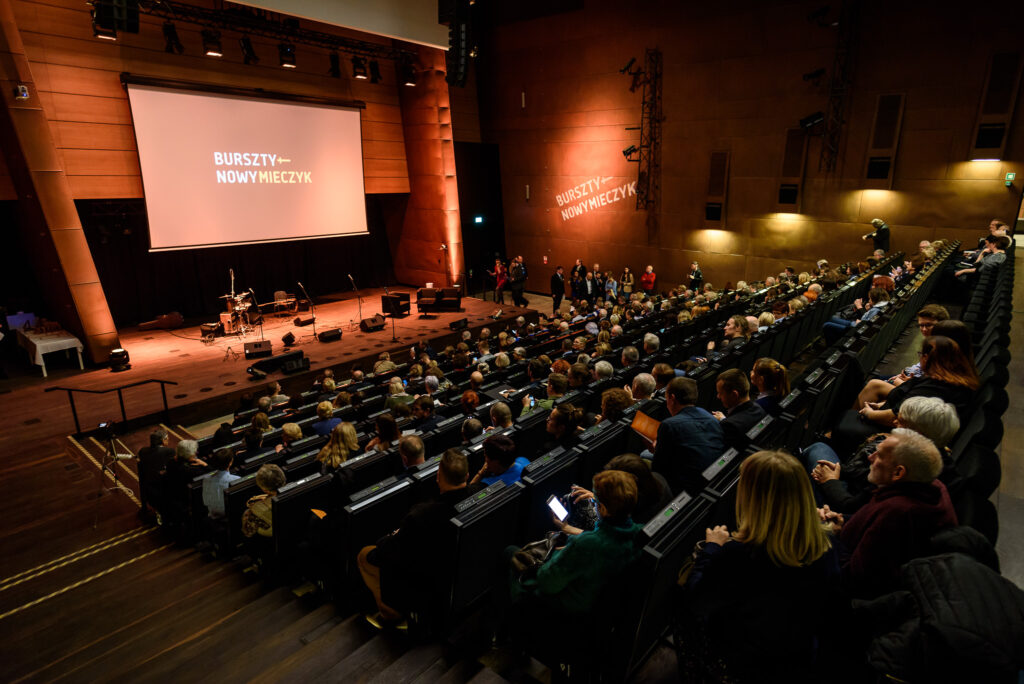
[{"left": 223, "top": 345, "right": 240, "bottom": 362}]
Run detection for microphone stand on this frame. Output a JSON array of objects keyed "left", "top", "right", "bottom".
[
  {"left": 348, "top": 274, "right": 362, "bottom": 331},
  {"left": 297, "top": 281, "right": 317, "bottom": 339},
  {"left": 248, "top": 288, "right": 265, "bottom": 341}
]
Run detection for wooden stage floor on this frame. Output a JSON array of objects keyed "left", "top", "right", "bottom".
[{"left": 0, "top": 287, "right": 535, "bottom": 450}]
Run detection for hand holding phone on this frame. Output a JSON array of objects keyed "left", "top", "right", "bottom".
[{"left": 547, "top": 495, "right": 569, "bottom": 522}]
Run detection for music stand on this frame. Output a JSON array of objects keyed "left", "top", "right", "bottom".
[{"left": 297, "top": 281, "right": 318, "bottom": 340}]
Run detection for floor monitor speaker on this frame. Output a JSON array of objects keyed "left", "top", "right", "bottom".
[
  {"left": 243, "top": 340, "right": 273, "bottom": 359},
  {"left": 317, "top": 328, "right": 343, "bottom": 343},
  {"left": 359, "top": 314, "right": 386, "bottom": 332}
]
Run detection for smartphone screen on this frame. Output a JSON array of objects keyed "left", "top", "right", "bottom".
[
  {"left": 402, "top": 379, "right": 408, "bottom": 387},
  {"left": 530, "top": 396, "right": 536, "bottom": 407},
  {"left": 547, "top": 495, "right": 569, "bottom": 521}
]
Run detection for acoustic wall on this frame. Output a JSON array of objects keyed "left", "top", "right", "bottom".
[{"left": 471, "top": 0, "right": 1024, "bottom": 291}]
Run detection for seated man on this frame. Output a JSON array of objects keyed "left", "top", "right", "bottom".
[
  {"left": 520, "top": 372, "right": 568, "bottom": 417},
  {"left": 410, "top": 395, "right": 443, "bottom": 433},
  {"left": 461, "top": 417, "right": 484, "bottom": 444},
  {"left": 712, "top": 369, "right": 767, "bottom": 449},
  {"left": 629, "top": 372, "right": 656, "bottom": 401},
  {"left": 651, "top": 377, "right": 725, "bottom": 495},
  {"left": 266, "top": 381, "right": 289, "bottom": 406},
  {"left": 398, "top": 434, "right": 426, "bottom": 476},
  {"left": 470, "top": 434, "right": 528, "bottom": 487},
  {"left": 358, "top": 448, "right": 471, "bottom": 627},
  {"left": 488, "top": 401, "right": 513, "bottom": 431},
  {"left": 824, "top": 429, "right": 957, "bottom": 598}
]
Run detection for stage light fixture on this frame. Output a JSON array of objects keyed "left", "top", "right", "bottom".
[
  {"left": 328, "top": 52, "right": 341, "bottom": 78},
  {"left": 202, "top": 29, "right": 222, "bottom": 57},
  {"left": 278, "top": 42, "right": 296, "bottom": 68},
  {"left": 91, "top": 9, "right": 117, "bottom": 40},
  {"left": 109, "top": 348, "right": 131, "bottom": 372},
  {"left": 351, "top": 56, "right": 368, "bottom": 79},
  {"left": 369, "top": 59, "right": 382, "bottom": 83},
  {"left": 162, "top": 21, "right": 183, "bottom": 54},
  {"left": 239, "top": 36, "right": 259, "bottom": 65},
  {"left": 622, "top": 144, "right": 638, "bottom": 158},
  {"left": 619, "top": 57, "right": 636, "bottom": 74},
  {"left": 399, "top": 56, "right": 417, "bottom": 86},
  {"left": 799, "top": 111, "right": 825, "bottom": 129}
]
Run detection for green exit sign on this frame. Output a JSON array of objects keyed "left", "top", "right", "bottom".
[{"left": 1007, "top": 172, "right": 1016, "bottom": 187}]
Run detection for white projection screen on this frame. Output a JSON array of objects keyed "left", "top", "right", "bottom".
[{"left": 126, "top": 84, "right": 368, "bottom": 251}]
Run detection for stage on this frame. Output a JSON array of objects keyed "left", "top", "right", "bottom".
[{"left": 0, "top": 287, "right": 537, "bottom": 448}]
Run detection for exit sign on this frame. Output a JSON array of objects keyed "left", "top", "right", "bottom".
[{"left": 1007, "top": 172, "right": 1016, "bottom": 187}]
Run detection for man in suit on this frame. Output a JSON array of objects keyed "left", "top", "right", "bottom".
[
  {"left": 862, "top": 218, "right": 891, "bottom": 253},
  {"left": 650, "top": 377, "right": 725, "bottom": 495},
  {"left": 550, "top": 265, "right": 565, "bottom": 315},
  {"left": 712, "top": 368, "right": 767, "bottom": 449},
  {"left": 508, "top": 255, "right": 528, "bottom": 307},
  {"left": 137, "top": 428, "right": 174, "bottom": 520},
  {"left": 582, "top": 271, "right": 600, "bottom": 301}
]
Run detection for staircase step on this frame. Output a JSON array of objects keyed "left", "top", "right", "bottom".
[
  {"left": 312, "top": 632, "right": 408, "bottom": 683},
  {"left": 434, "top": 659, "right": 484, "bottom": 684},
  {"left": 249, "top": 614, "right": 370, "bottom": 683},
  {"left": 369, "top": 642, "right": 447, "bottom": 684},
  {"left": 467, "top": 666, "right": 511, "bottom": 683}
]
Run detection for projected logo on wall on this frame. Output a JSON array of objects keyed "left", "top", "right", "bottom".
[
  {"left": 213, "top": 152, "right": 313, "bottom": 184},
  {"left": 555, "top": 176, "right": 636, "bottom": 221}
]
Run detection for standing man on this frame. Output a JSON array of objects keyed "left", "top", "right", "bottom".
[
  {"left": 550, "top": 265, "right": 566, "bottom": 315},
  {"left": 688, "top": 261, "right": 703, "bottom": 293},
  {"left": 862, "top": 218, "right": 891, "bottom": 253},
  {"left": 509, "top": 255, "right": 528, "bottom": 308},
  {"left": 640, "top": 265, "right": 657, "bottom": 296}
]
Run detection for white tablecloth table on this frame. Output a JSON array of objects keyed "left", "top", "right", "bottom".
[{"left": 17, "top": 329, "right": 84, "bottom": 378}]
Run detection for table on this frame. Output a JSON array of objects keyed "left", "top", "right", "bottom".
[{"left": 17, "top": 329, "right": 84, "bottom": 378}]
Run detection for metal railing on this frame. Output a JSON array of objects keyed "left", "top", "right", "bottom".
[{"left": 45, "top": 379, "right": 178, "bottom": 435}]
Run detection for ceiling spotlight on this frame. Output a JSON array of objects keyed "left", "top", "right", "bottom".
[
  {"left": 328, "top": 52, "right": 341, "bottom": 78},
  {"left": 622, "top": 145, "right": 639, "bottom": 158},
  {"left": 202, "top": 29, "right": 222, "bottom": 57},
  {"left": 90, "top": 9, "right": 117, "bottom": 40},
  {"left": 399, "top": 56, "right": 417, "bottom": 86},
  {"left": 162, "top": 21, "right": 183, "bottom": 54},
  {"left": 619, "top": 57, "right": 636, "bottom": 74},
  {"left": 239, "top": 36, "right": 259, "bottom": 65},
  {"left": 351, "top": 56, "right": 368, "bottom": 80},
  {"left": 469, "top": 46, "right": 479, "bottom": 58},
  {"left": 369, "top": 59, "right": 382, "bottom": 83},
  {"left": 800, "top": 111, "right": 825, "bottom": 129},
  {"left": 278, "top": 42, "right": 296, "bottom": 68}
]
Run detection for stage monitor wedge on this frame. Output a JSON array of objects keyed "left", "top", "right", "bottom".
[{"left": 125, "top": 82, "right": 368, "bottom": 252}]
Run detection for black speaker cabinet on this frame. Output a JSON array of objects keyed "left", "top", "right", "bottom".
[
  {"left": 244, "top": 339, "right": 273, "bottom": 359},
  {"left": 294, "top": 316, "right": 315, "bottom": 327},
  {"left": 317, "top": 328, "right": 343, "bottom": 343},
  {"left": 282, "top": 357, "right": 311, "bottom": 374},
  {"left": 359, "top": 314, "right": 386, "bottom": 332}
]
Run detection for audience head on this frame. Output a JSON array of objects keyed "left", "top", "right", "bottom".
[
  {"left": 600, "top": 388, "right": 634, "bottom": 422},
  {"left": 319, "top": 422, "right": 359, "bottom": 468},
  {"left": 750, "top": 358, "right": 789, "bottom": 398},
  {"left": 546, "top": 403, "right": 584, "bottom": 439},
  {"left": 412, "top": 395, "right": 435, "bottom": 420},
  {"left": 490, "top": 401, "right": 513, "bottom": 428},
  {"left": 734, "top": 450, "right": 831, "bottom": 567},
  {"left": 568, "top": 363, "right": 590, "bottom": 388},
  {"left": 150, "top": 427, "right": 169, "bottom": 448},
  {"left": 316, "top": 401, "right": 333, "bottom": 421},
  {"left": 758, "top": 312, "right": 775, "bottom": 328},
  {"left": 716, "top": 368, "right": 751, "bottom": 410},
  {"left": 652, "top": 362, "right": 675, "bottom": 390},
  {"left": 176, "top": 439, "right": 198, "bottom": 461},
  {"left": 917, "top": 304, "right": 950, "bottom": 336},
  {"left": 869, "top": 429, "right": 942, "bottom": 486},
  {"left": 929, "top": 320, "right": 974, "bottom": 364},
  {"left": 212, "top": 423, "right": 235, "bottom": 448},
  {"left": 255, "top": 463, "right": 286, "bottom": 494},
  {"left": 257, "top": 396, "right": 272, "bottom": 413},
  {"left": 281, "top": 423, "right": 302, "bottom": 445},
  {"left": 209, "top": 447, "right": 233, "bottom": 471},
  {"left": 461, "top": 390, "right": 481, "bottom": 414},
  {"left": 398, "top": 434, "right": 426, "bottom": 467},
  {"left": 591, "top": 470, "right": 638, "bottom": 521},
  {"left": 594, "top": 360, "right": 614, "bottom": 380},
  {"left": 868, "top": 287, "right": 890, "bottom": 305},
  {"left": 461, "top": 417, "right": 484, "bottom": 442},
  {"left": 631, "top": 373, "right": 656, "bottom": 400},
  {"left": 665, "top": 376, "right": 698, "bottom": 413},
  {"left": 622, "top": 346, "right": 639, "bottom": 366},
  {"left": 745, "top": 315, "right": 760, "bottom": 334},
  {"left": 724, "top": 315, "right": 749, "bottom": 340},
  {"left": 482, "top": 434, "right": 517, "bottom": 471},
  {"left": 424, "top": 375, "right": 440, "bottom": 394},
  {"left": 643, "top": 333, "right": 660, "bottom": 353},
  {"left": 438, "top": 448, "right": 469, "bottom": 490},
  {"left": 243, "top": 425, "right": 263, "bottom": 451},
  {"left": 896, "top": 396, "right": 960, "bottom": 450},
  {"left": 920, "top": 335, "right": 979, "bottom": 389},
  {"left": 547, "top": 372, "right": 569, "bottom": 397},
  {"left": 375, "top": 413, "right": 400, "bottom": 444}
]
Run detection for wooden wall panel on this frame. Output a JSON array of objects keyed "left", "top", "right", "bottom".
[
  {"left": 479, "top": 1, "right": 1024, "bottom": 291},
  {"left": 12, "top": 0, "right": 409, "bottom": 199}
]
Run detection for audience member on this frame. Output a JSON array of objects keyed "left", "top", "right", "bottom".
[
  {"left": 242, "top": 463, "right": 285, "bottom": 539},
  {"left": 317, "top": 422, "right": 359, "bottom": 474},
  {"left": 311, "top": 401, "right": 341, "bottom": 436},
  {"left": 488, "top": 402, "right": 513, "bottom": 431},
  {"left": 411, "top": 395, "right": 443, "bottom": 432},
  {"left": 365, "top": 413, "right": 400, "bottom": 453},
  {"left": 137, "top": 428, "right": 173, "bottom": 519},
  {"left": 541, "top": 404, "right": 584, "bottom": 452},
  {"left": 471, "top": 434, "right": 528, "bottom": 486},
  {"left": 202, "top": 447, "right": 239, "bottom": 519},
  {"left": 275, "top": 422, "right": 302, "bottom": 456},
  {"left": 652, "top": 377, "right": 725, "bottom": 495},
  {"left": 750, "top": 358, "right": 789, "bottom": 416},
  {"left": 712, "top": 369, "right": 767, "bottom": 448},
  {"left": 398, "top": 435, "right": 426, "bottom": 474}
]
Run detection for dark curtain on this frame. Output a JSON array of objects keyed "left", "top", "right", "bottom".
[{"left": 76, "top": 195, "right": 402, "bottom": 327}]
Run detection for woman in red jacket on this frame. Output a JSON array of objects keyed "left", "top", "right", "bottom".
[
  {"left": 489, "top": 258, "right": 508, "bottom": 304},
  {"left": 640, "top": 265, "right": 657, "bottom": 296}
]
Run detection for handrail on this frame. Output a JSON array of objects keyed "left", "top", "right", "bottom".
[{"left": 45, "top": 379, "right": 179, "bottom": 435}]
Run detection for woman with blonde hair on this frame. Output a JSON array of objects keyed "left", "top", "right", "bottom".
[
  {"left": 317, "top": 422, "right": 359, "bottom": 472},
  {"left": 680, "top": 450, "right": 839, "bottom": 681}
]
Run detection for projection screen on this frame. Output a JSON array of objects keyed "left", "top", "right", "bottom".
[{"left": 126, "top": 84, "right": 368, "bottom": 251}]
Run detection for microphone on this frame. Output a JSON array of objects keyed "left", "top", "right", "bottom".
[
  {"left": 230, "top": 268, "right": 234, "bottom": 278},
  {"left": 297, "top": 281, "right": 303, "bottom": 289}
]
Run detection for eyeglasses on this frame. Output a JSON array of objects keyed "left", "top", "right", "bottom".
[{"left": 917, "top": 349, "right": 929, "bottom": 357}]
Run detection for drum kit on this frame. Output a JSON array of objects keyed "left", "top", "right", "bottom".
[{"left": 218, "top": 268, "right": 262, "bottom": 337}]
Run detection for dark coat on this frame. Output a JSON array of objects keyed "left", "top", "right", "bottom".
[
  {"left": 550, "top": 272, "right": 565, "bottom": 296},
  {"left": 652, "top": 406, "right": 725, "bottom": 495},
  {"left": 720, "top": 400, "right": 767, "bottom": 448}
]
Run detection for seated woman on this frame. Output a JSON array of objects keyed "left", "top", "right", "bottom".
[
  {"left": 311, "top": 401, "right": 342, "bottom": 437},
  {"left": 540, "top": 403, "right": 584, "bottom": 452},
  {"left": 831, "top": 335, "right": 979, "bottom": 458},
  {"left": 750, "top": 358, "right": 790, "bottom": 416},
  {"left": 241, "top": 463, "right": 286, "bottom": 540},
  {"left": 365, "top": 413, "right": 401, "bottom": 453},
  {"left": 821, "top": 287, "right": 890, "bottom": 345},
  {"left": 515, "top": 470, "right": 643, "bottom": 617},
  {"left": 594, "top": 388, "right": 634, "bottom": 425},
  {"left": 384, "top": 378, "right": 413, "bottom": 410},
  {"left": 680, "top": 450, "right": 839, "bottom": 682},
  {"left": 317, "top": 422, "right": 359, "bottom": 475}
]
